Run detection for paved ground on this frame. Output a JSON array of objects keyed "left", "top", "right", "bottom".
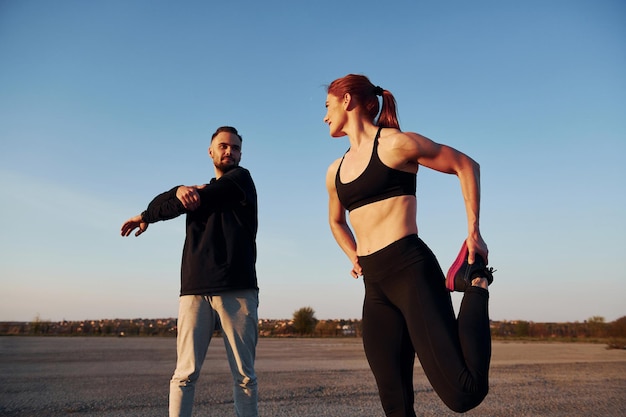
[{"left": 1, "top": 337, "right": 625, "bottom": 416}]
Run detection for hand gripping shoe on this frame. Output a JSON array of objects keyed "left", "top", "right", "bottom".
[{"left": 445, "top": 241, "right": 495, "bottom": 292}]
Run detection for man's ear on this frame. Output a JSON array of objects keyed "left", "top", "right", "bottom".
[{"left": 208, "top": 146, "right": 213, "bottom": 157}]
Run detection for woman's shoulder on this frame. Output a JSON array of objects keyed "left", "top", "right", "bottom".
[
  {"left": 380, "top": 128, "right": 426, "bottom": 141},
  {"left": 326, "top": 157, "right": 342, "bottom": 175},
  {"left": 325, "top": 156, "right": 345, "bottom": 187},
  {"left": 378, "top": 129, "right": 435, "bottom": 165},
  {"left": 379, "top": 129, "right": 420, "bottom": 151}
]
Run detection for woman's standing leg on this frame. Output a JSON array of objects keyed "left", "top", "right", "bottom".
[{"left": 362, "top": 279, "right": 417, "bottom": 417}]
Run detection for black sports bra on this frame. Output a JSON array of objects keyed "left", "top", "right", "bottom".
[{"left": 335, "top": 127, "right": 416, "bottom": 212}]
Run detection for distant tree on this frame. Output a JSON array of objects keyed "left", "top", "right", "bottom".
[
  {"left": 293, "top": 307, "right": 318, "bottom": 335},
  {"left": 587, "top": 316, "right": 607, "bottom": 338},
  {"left": 315, "top": 320, "right": 339, "bottom": 337},
  {"left": 515, "top": 321, "right": 530, "bottom": 337},
  {"left": 529, "top": 322, "right": 547, "bottom": 338},
  {"left": 609, "top": 316, "right": 626, "bottom": 338},
  {"left": 30, "top": 314, "right": 51, "bottom": 335},
  {"left": 30, "top": 314, "right": 42, "bottom": 335}
]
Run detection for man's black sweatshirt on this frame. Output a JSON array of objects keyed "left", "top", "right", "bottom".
[{"left": 141, "top": 167, "right": 258, "bottom": 295}]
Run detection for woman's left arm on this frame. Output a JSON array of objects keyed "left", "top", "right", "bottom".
[{"left": 406, "top": 132, "right": 488, "bottom": 264}]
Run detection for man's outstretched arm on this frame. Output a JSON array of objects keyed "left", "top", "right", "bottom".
[{"left": 120, "top": 186, "right": 187, "bottom": 237}]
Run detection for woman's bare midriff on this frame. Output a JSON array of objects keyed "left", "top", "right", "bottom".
[{"left": 350, "top": 195, "right": 418, "bottom": 255}]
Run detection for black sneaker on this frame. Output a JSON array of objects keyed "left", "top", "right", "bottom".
[{"left": 445, "top": 241, "right": 495, "bottom": 292}]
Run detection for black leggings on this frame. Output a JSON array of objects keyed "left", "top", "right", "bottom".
[{"left": 358, "top": 235, "right": 490, "bottom": 416}]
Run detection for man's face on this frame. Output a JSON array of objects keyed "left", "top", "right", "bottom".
[{"left": 209, "top": 132, "right": 242, "bottom": 173}]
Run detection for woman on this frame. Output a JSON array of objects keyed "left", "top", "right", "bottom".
[{"left": 324, "top": 74, "right": 494, "bottom": 416}]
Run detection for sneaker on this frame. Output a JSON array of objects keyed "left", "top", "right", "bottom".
[{"left": 445, "top": 241, "right": 495, "bottom": 292}]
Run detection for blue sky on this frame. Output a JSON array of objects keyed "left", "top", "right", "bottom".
[{"left": 1, "top": 0, "right": 624, "bottom": 323}]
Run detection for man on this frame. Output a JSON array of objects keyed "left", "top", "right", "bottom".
[{"left": 120, "top": 126, "right": 259, "bottom": 417}]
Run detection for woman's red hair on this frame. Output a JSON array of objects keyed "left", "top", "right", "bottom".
[{"left": 327, "top": 74, "right": 400, "bottom": 129}]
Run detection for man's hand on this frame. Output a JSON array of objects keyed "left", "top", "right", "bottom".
[
  {"left": 176, "top": 184, "right": 207, "bottom": 211},
  {"left": 121, "top": 214, "right": 149, "bottom": 237}
]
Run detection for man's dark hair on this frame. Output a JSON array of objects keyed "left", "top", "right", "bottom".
[{"left": 211, "top": 126, "right": 242, "bottom": 142}]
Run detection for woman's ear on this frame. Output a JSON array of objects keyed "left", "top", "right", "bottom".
[{"left": 343, "top": 93, "right": 352, "bottom": 109}]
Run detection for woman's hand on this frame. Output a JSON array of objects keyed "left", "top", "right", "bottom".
[
  {"left": 351, "top": 257, "right": 363, "bottom": 279},
  {"left": 466, "top": 233, "right": 489, "bottom": 265}
]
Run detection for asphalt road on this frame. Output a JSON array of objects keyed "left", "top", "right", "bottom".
[{"left": 1, "top": 337, "right": 625, "bottom": 416}]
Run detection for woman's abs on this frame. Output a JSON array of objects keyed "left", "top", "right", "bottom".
[{"left": 350, "top": 195, "right": 418, "bottom": 255}]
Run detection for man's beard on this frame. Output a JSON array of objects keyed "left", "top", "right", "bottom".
[{"left": 215, "top": 159, "right": 239, "bottom": 173}]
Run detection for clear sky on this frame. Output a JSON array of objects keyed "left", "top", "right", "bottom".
[{"left": 1, "top": 1, "right": 624, "bottom": 323}]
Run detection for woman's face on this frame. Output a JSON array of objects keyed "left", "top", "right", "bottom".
[{"left": 323, "top": 93, "right": 347, "bottom": 138}]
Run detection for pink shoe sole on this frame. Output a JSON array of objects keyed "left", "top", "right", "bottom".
[{"left": 446, "top": 241, "right": 468, "bottom": 292}]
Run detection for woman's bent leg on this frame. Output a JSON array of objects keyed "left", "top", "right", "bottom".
[
  {"left": 397, "top": 241, "right": 490, "bottom": 412},
  {"left": 457, "top": 287, "right": 491, "bottom": 391},
  {"left": 360, "top": 236, "right": 491, "bottom": 413}
]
